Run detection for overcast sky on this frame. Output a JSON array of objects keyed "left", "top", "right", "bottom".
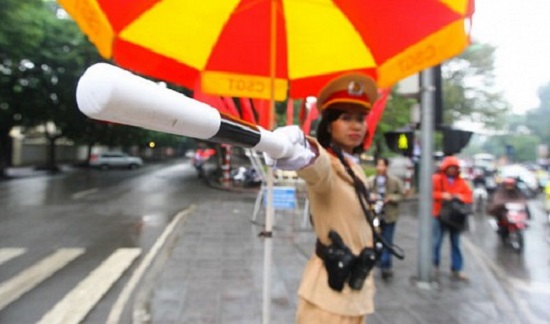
[{"left": 471, "top": 0, "right": 550, "bottom": 114}]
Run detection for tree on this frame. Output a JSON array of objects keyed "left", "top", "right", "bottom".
[
  {"left": 369, "top": 42, "right": 509, "bottom": 158},
  {"left": 369, "top": 89, "right": 415, "bottom": 157},
  {"left": 477, "top": 82, "right": 550, "bottom": 162},
  {"left": 0, "top": 0, "right": 49, "bottom": 175},
  {"left": 0, "top": 0, "right": 99, "bottom": 172},
  {"left": 442, "top": 42, "right": 510, "bottom": 129},
  {"left": 525, "top": 82, "right": 550, "bottom": 146},
  {"left": 482, "top": 134, "right": 539, "bottom": 162},
  {"left": 24, "top": 6, "right": 104, "bottom": 170}
]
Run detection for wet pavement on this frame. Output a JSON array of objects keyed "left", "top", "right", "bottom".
[
  {"left": 144, "top": 184, "right": 541, "bottom": 324},
  {"left": 4, "top": 164, "right": 547, "bottom": 323}
]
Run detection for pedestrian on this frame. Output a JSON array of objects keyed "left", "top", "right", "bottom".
[
  {"left": 265, "top": 72, "right": 390, "bottom": 323},
  {"left": 432, "top": 156, "right": 473, "bottom": 281},
  {"left": 367, "top": 157, "right": 404, "bottom": 281},
  {"left": 192, "top": 142, "right": 216, "bottom": 178}
]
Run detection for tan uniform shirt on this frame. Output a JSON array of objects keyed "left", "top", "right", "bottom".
[{"left": 296, "top": 141, "right": 375, "bottom": 316}]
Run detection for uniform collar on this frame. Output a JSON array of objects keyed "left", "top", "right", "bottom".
[{"left": 327, "top": 147, "right": 359, "bottom": 165}]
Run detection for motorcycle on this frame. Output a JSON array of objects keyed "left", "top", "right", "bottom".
[
  {"left": 485, "top": 175, "right": 497, "bottom": 196},
  {"left": 489, "top": 202, "right": 528, "bottom": 253},
  {"left": 545, "top": 183, "right": 550, "bottom": 224},
  {"left": 231, "top": 166, "right": 262, "bottom": 187},
  {"left": 473, "top": 183, "right": 488, "bottom": 213},
  {"left": 471, "top": 168, "right": 493, "bottom": 213}
]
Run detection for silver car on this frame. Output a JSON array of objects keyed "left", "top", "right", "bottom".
[{"left": 89, "top": 152, "right": 143, "bottom": 170}]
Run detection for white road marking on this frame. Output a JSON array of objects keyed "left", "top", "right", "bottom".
[
  {"left": 0, "top": 248, "right": 27, "bottom": 266},
  {"left": 464, "top": 239, "right": 548, "bottom": 324},
  {"left": 0, "top": 248, "right": 85, "bottom": 311},
  {"left": 106, "top": 206, "right": 195, "bottom": 324},
  {"left": 38, "top": 248, "right": 141, "bottom": 324},
  {"left": 465, "top": 238, "right": 549, "bottom": 294},
  {"left": 71, "top": 188, "right": 98, "bottom": 200},
  {"left": 507, "top": 272, "right": 550, "bottom": 294}
]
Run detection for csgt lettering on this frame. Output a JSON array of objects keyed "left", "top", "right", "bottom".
[
  {"left": 398, "top": 45, "right": 436, "bottom": 73},
  {"left": 228, "top": 79, "right": 266, "bottom": 93}
]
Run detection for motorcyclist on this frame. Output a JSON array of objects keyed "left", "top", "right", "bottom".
[
  {"left": 472, "top": 167, "right": 486, "bottom": 188},
  {"left": 486, "top": 177, "right": 530, "bottom": 223},
  {"left": 192, "top": 144, "right": 216, "bottom": 178}
]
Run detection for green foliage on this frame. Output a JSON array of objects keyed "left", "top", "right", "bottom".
[
  {"left": 365, "top": 89, "right": 415, "bottom": 158},
  {"left": 442, "top": 42, "right": 510, "bottom": 129},
  {"left": 0, "top": 0, "right": 46, "bottom": 59},
  {"left": 144, "top": 130, "right": 190, "bottom": 148},
  {"left": 467, "top": 82, "right": 550, "bottom": 162},
  {"left": 369, "top": 42, "right": 510, "bottom": 159},
  {"left": 274, "top": 100, "right": 293, "bottom": 127},
  {"left": 0, "top": 0, "right": 47, "bottom": 131},
  {"left": 378, "top": 90, "right": 415, "bottom": 135},
  {"left": 0, "top": 0, "right": 55, "bottom": 171},
  {"left": 525, "top": 82, "right": 550, "bottom": 146},
  {"left": 363, "top": 164, "right": 376, "bottom": 177},
  {"left": 482, "top": 134, "right": 539, "bottom": 162},
  {"left": 0, "top": 1, "right": 186, "bottom": 168}
]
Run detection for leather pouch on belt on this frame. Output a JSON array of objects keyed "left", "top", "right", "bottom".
[{"left": 319, "top": 230, "right": 356, "bottom": 292}]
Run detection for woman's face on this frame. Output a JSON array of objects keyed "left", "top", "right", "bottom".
[
  {"left": 445, "top": 166, "right": 459, "bottom": 178},
  {"left": 328, "top": 111, "right": 367, "bottom": 154}
]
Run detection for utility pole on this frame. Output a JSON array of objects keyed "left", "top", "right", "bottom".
[{"left": 417, "top": 68, "right": 435, "bottom": 286}]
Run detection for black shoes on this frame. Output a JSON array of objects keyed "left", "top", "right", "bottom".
[
  {"left": 451, "top": 271, "right": 469, "bottom": 281},
  {"left": 381, "top": 268, "right": 393, "bottom": 281}
]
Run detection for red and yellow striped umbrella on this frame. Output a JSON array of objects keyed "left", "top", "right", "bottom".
[{"left": 59, "top": 0, "right": 474, "bottom": 101}]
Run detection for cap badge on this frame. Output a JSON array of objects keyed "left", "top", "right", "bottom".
[{"left": 347, "top": 81, "right": 364, "bottom": 97}]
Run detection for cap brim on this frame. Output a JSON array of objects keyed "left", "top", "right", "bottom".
[{"left": 322, "top": 100, "right": 370, "bottom": 113}]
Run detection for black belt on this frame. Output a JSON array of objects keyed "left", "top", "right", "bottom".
[{"left": 315, "top": 239, "right": 327, "bottom": 260}]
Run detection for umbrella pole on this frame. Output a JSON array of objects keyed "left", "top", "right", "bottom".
[
  {"left": 262, "top": 1, "right": 277, "bottom": 324},
  {"left": 262, "top": 171, "right": 273, "bottom": 324}
]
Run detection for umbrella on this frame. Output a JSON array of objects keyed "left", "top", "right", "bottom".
[
  {"left": 58, "top": 0, "right": 474, "bottom": 101},
  {"left": 58, "top": 1, "right": 474, "bottom": 322}
]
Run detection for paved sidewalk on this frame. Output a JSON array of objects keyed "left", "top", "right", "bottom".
[
  {"left": 145, "top": 186, "right": 527, "bottom": 324},
  {"left": 2, "top": 164, "right": 76, "bottom": 178}
]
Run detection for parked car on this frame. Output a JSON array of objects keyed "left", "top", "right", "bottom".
[{"left": 89, "top": 152, "right": 143, "bottom": 170}]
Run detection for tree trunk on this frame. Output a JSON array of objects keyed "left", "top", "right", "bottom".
[
  {"left": 85, "top": 142, "right": 95, "bottom": 166},
  {"left": 373, "top": 139, "right": 382, "bottom": 163},
  {"left": 0, "top": 127, "right": 13, "bottom": 178},
  {"left": 45, "top": 135, "right": 60, "bottom": 173}
]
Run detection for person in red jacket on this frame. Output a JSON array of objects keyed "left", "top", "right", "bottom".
[{"left": 432, "top": 156, "right": 473, "bottom": 281}]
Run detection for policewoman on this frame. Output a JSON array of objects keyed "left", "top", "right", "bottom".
[{"left": 265, "top": 73, "right": 379, "bottom": 323}]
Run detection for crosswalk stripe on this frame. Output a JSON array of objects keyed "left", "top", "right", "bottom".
[
  {"left": 0, "top": 248, "right": 27, "bottom": 266},
  {"left": 107, "top": 206, "right": 195, "bottom": 324},
  {"left": 37, "top": 248, "right": 141, "bottom": 324},
  {"left": 0, "top": 248, "right": 85, "bottom": 311}
]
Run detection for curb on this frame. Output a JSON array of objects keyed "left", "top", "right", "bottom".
[{"left": 116, "top": 206, "right": 195, "bottom": 324}]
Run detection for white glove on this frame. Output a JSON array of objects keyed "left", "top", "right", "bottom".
[{"left": 263, "top": 125, "right": 316, "bottom": 170}]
